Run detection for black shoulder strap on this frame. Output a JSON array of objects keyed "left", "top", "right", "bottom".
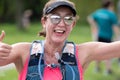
[
  {"left": 27, "top": 40, "right": 45, "bottom": 80},
  {"left": 61, "top": 41, "right": 77, "bottom": 65},
  {"left": 60, "top": 41, "right": 77, "bottom": 80},
  {"left": 28, "top": 40, "right": 44, "bottom": 66}
]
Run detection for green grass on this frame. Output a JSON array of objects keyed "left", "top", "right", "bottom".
[
  {"left": 84, "top": 60, "right": 120, "bottom": 80},
  {"left": 0, "top": 68, "right": 18, "bottom": 80},
  {"left": 0, "top": 23, "right": 120, "bottom": 80}
]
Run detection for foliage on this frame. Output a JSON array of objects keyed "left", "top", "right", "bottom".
[
  {"left": 23, "top": 0, "right": 47, "bottom": 21},
  {"left": 0, "top": 0, "right": 16, "bottom": 22},
  {"left": 0, "top": 0, "right": 47, "bottom": 23},
  {"left": 0, "top": 0, "right": 119, "bottom": 24}
]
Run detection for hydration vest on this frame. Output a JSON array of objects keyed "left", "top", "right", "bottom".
[{"left": 26, "top": 40, "right": 80, "bottom": 80}]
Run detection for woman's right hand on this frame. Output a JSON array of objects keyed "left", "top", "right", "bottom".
[{"left": 0, "top": 31, "right": 12, "bottom": 60}]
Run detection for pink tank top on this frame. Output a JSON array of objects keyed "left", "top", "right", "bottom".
[{"left": 19, "top": 46, "right": 84, "bottom": 80}]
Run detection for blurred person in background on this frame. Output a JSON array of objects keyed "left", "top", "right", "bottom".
[
  {"left": 87, "top": 0, "right": 119, "bottom": 74},
  {"left": 22, "top": 9, "right": 32, "bottom": 29}
]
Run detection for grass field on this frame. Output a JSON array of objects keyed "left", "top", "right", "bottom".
[{"left": 0, "top": 23, "right": 120, "bottom": 80}]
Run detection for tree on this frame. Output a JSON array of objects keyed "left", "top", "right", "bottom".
[{"left": 15, "top": 0, "right": 24, "bottom": 30}]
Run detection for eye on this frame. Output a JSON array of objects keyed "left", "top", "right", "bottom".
[
  {"left": 64, "top": 16, "right": 74, "bottom": 20},
  {"left": 64, "top": 16, "right": 75, "bottom": 25},
  {"left": 50, "top": 15, "right": 61, "bottom": 24}
]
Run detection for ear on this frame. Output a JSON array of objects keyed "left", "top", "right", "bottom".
[
  {"left": 41, "top": 17, "right": 46, "bottom": 28},
  {"left": 72, "top": 15, "right": 79, "bottom": 28},
  {"left": 72, "top": 21, "right": 76, "bottom": 28}
]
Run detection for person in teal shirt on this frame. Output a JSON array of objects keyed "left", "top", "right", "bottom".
[{"left": 87, "top": 0, "right": 119, "bottom": 74}]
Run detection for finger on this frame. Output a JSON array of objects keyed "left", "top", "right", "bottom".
[
  {"left": 0, "top": 30, "right": 5, "bottom": 42},
  {"left": 0, "top": 48, "right": 11, "bottom": 54},
  {"left": 0, "top": 42, "right": 12, "bottom": 49},
  {"left": 0, "top": 51, "right": 10, "bottom": 61},
  {"left": 0, "top": 53, "right": 9, "bottom": 58},
  {"left": 1, "top": 43, "right": 12, "bottom": 50},
  {"left": 0, "top": 56, "right": 8, "bottom": 60}
]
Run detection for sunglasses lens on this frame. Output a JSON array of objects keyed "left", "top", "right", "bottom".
[
  {"left": 50, "top": 15, "right": 60, "bottom": 24},
  {"left": 49, "top": 15, "right": 75, "bottom": 25},
  {"left": 64, "top": 16, "right": 74, "bottom": 25}
]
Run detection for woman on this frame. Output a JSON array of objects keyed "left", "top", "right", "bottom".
[{"left": 0, "top": 0, "right": 120, "bottom": 80}]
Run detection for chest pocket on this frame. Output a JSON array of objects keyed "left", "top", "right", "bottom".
[
  {"left": 26, "top": 40, "right": 44, "bottom": 80},
  {"left": 60, "top": 42, "right": 80, "bottom": 80}
]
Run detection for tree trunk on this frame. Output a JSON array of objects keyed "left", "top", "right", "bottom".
[{"left": 15, "top": 0, "right": 24, "bottom": 30}]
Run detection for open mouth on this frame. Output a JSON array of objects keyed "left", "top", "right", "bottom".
[{"left": 54, "top": 29, "right": 65, "bottom": 34}]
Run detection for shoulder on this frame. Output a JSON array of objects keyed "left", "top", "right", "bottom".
[
  {"left": 76, "top": 41, "right": 105, "bottom": 51},
  {"left": 12, "top": 42, "right": 32, "bottom": 63},
  {"left": 75, "top": 42, "right": 100, "bottom": 68},
  {"left": 76, "top": 41, "right": 107, "bottom": 59},
  {"left": 89, "top": 9, "right": 102, "bottom": 18},
  {"left": 12, "top": 42, "right": 32, "bottom": 54},
  {"left": 109, "top": 11, "right": 117, "bottom": 18},
  {"left": 93, "top": 9, "right": 102, "bottom": 13},
  {"left": 76, "top": 42, "right": 97, "bottom": 48},
  {"left": 12, "top": 42, "right": 32, "bottom": 56},
  {"left": 12, "top": 42, "right": 32, "bottom": 49},
  {"left": 76, "top": 42, "right": 101, "bottom": 59}
]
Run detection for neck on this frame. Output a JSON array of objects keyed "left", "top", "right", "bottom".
[
  {"left": 44, "top": 40, "right": 65, "bottom": 55},
  {"left": 44, "top": 41, "right": 65, "bottom": 64}
]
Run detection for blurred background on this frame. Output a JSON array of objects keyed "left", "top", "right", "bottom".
[
  {"left": 0, "top": 0, "right": 120, "bottom": 80},
  {"left": 0, "top": 0, "right": 119, "bottom": 27}
]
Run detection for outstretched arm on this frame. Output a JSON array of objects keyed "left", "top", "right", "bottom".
[{"left": 77, "top": 41, "right": 120, "bottom": 70}]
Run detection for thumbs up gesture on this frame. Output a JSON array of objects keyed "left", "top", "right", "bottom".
[{"left": 0, "top": 30, "right": 12, "bottom": 60}]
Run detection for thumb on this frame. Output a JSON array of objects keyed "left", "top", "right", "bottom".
[{"left": 0, "top": 30, "right": 5, "bottom": 42}]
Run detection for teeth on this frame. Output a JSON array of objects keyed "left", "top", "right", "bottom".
[
  {"left": 55, "top": 30, "right": 64, "bottom": 33},
  {"left": 56, "top": 30, "right": 64, "bottom": 33}
]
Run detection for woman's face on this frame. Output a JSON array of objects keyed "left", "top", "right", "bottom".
[{"left": 42, "top": 6, "right": 76, "bottom": 43}]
